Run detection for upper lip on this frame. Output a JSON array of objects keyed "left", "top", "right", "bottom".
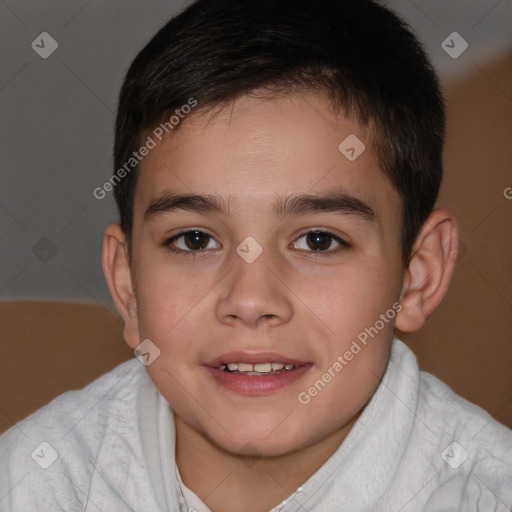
[{"left": 205, "top": 351, "right": 310, "bottom": 368}]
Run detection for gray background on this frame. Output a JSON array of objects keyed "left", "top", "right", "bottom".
[{"left": 1, "top": 0, "right": 511, "bottom": 310}]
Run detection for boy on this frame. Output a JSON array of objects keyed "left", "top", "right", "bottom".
[{"left": 1, "top": 0, "right": 511, "bottom": 510}]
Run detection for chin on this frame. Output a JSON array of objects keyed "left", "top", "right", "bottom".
[{"left": 215, "top": 426, "right": 308, "bottom": 458}]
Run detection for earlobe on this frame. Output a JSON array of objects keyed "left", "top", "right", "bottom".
[
  {"left": 395, "top": 209, "right": 459, "bottom": 332},
  {"left": 101, "top": 223, "right": 140, "bottom": 349}
]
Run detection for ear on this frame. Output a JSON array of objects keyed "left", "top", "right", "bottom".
[
  {"left": 395, "top": 209, "right": 459, "bottom": 332},
  {"left": 102, "top": 222, "right": 140, "bottom": 349}
]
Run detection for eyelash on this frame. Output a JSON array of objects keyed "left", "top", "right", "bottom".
[{"left": 162, "top": 229, "right": 350, "bottom": 258}]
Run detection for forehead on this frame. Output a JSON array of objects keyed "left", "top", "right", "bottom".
[{"left": 134, "top": 91, "right": 400, "bottom": 225}]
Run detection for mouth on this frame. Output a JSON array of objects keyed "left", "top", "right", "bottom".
[
  {"left": 217, "top": 361, "right": 304, "bottom": 376},
  {"left": 205, "top": 351, "right": 309, "bottom": 369},
  {"left": 203, "top": 352, "right": 312, "bottom": 394}
]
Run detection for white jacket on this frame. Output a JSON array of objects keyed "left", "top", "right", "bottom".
[{"left": 1, "top": 337, "right": 511, "bottom": 511}]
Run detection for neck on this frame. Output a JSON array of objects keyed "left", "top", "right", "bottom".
[{"left": 174, "top": 411, "right": 361, "bottom": 512}]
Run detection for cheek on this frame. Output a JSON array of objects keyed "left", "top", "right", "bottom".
[
  {"left": 133, "top": 256, "right": 222, "bottom": 382},
  {"left": 135, "top": 250, "right": 210, "bottom": 331},
  {"left": 296, "top": 259, "right": 399, "bottom": 397},
  {"left": 298, "top": 261, "right": 397, "bottom": 336},
  {"left": 298, "top": 271, "right": 395, "bottom": 420}
]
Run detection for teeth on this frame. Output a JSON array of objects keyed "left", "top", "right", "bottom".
[
  {"left": 253, "top": 363, "right": 272, "bottom": 372},
  {"left": 219, "top": 362, "right": 296, "bottom": 373}
]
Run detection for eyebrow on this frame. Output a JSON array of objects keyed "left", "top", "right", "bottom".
[{"left": 143, "top": 191, "right": 376, "bottom": 222}]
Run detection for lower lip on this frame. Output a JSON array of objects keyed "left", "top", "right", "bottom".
[{"left": 203, "top": 364, "right": 313, "bottom": 394}]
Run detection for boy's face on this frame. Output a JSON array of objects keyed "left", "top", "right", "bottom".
[{"left": 126, "top": 91, "right": 405, "bottom": 457}]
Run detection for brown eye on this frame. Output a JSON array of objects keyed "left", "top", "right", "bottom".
[
  {"left": 306, "top": 232, "right": 332, "bottom": 251},
  {"left": 293, "top": 230, "right": 349, "bottom": 253},
  {"left": 182, "top": 230, "right": 210, "bottom": 250},
  {"left": 164, "top": 229, "right": 220, "bottom": 255}
]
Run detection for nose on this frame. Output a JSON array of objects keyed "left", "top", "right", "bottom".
[{"left": 215, "top": 246, "right": 294, "bottom": 328}]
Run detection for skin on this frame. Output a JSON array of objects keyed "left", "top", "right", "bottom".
[{"left": 102, "top": 91, "right": 458, "bottom": 512}]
